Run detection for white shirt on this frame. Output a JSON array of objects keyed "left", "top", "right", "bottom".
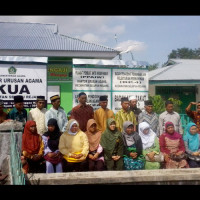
[
  {"left": 159, "top": 110, "right": 183, "bottom": 135},
  {"left": 45, "top": 107, "right": 68, "bottom": 132},
  {"left": 28, "top": 107, "right": 47, "bottom": 135}
]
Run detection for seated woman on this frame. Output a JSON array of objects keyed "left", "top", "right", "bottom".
[
  {"left": 59, "top": 119, "right": 89, "bottom": 172},
  {"left": 85, "top": 119, "right": 105, "bottom": 171},
  {"left": 21, "top": 121, "right": 45, "bottom": 174},
  {"left": 42, "top": 118, "right": 63, "bottom": 173},
  {"left": 122, "top": 121, "right": 145, "bottom": 170},
  {"left": 159, "top": 121, "right": 189, "bottom": 169},
  {"left": 183, "top": 122, "right": 200, "bottom": 168},
  {"left": 139, "top": 122, "right": 161, "bottom": 170},
  {"left": 100, "top": 118, "right": 124, "bottom": 170}
]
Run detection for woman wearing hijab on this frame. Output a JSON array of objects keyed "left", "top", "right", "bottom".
[
  {"left": 122, "top": 121, "right": 145, "bottom": 170},
  {"left": 85, "top": 119, "right": 105, "bottom": 171},
  {"left": 100, "top": 118, "right": 124, "bottom": 170},
  {"left": 139, "top": 122, "right": 161, "bottom": 170},
  {"left": 21, "top": 120, "right": 45, "bottom": 174},
  {"left": 159, "top": 121, "right": 189, "bottom": 169},
  {"left": 59, "top": 119, "right": 89, "bottom": 172},
  {"left": 42, "top": 118, "right": 63, "bottom": 173},
  {"left": 183, "top": 122, "right": 200, "bottom": 168}
]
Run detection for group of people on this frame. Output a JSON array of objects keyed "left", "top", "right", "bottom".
[{"left": 1, "top": 93, "right": 200, "bottom": 176}]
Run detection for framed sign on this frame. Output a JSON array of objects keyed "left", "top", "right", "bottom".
[
  {"left": 72, "top": 59, "right": 148, "bottom": 113},
  {"left": 0, "top": 64, "right": 47, "bottom": 108}
]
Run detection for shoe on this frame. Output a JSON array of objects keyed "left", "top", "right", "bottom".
[{"left": 0, "top": 174, "right": 8, "bottom": 181}]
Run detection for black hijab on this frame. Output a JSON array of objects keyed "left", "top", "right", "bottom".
[{"left": 43, "top": 118, "right": 61, "bottom": 152}]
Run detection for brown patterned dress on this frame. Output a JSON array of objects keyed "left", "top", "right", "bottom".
[{"left": 164, "top": 137, "right": 188, "bottom": 169}]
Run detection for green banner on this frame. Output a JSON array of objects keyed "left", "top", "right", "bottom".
[{"left": 47, "top": 64, "right": 72, "bottom": 81}]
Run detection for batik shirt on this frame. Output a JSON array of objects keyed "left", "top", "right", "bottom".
[
  {"left": 185, "top": 109, "right": 200, "bottom": 133},
  {"left": 8, "top": 107, "right": 27, "bottom": 125},
  {"left": 115, "top": 109, "right": 137, "bottom": 132}
]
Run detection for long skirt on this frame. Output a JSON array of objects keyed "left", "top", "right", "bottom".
[
  {"left": 123, "top": 157, "right": 144, "bottom": 170},
  {"left": 105, "top": 158, "right": 124, "bottom": 170},
  {"left": 165, "top": 158, "right": 189, "bottom": 169},
  {"left": 144, "top": 161, "right": 160, "bottom": 170}
]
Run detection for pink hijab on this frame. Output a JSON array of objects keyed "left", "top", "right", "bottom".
[{"left": 163, "top": 121, "right": 182, "bottom": 140}]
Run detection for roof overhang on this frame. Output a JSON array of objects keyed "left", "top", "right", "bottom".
[
  {"left": 0, "top": 50, "right": 119, "bottom": 59},
  {"left": 149, "top": 80, "right": 200, "bottom": 85},
  {"left": 0, "top": 56, "right": 48, "bottom": 63}
]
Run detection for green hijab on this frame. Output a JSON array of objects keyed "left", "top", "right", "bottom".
[{"left": 100, "top": 118, "right": 122, "bottom": 151}]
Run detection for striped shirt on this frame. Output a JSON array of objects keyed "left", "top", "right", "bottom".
[
  {"left": 138, "top": 111, "right": 159, "bottom": 136},
  {"left": 70, "top": 104, "right": 94, "bottom": 132}
]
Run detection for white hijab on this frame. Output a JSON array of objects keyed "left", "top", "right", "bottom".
[
  {"left": 64, "top": 119, "right": 79, "bottom": 136},
  {"left": 139, "top": 122, "right": 156, "bottom": 150}
]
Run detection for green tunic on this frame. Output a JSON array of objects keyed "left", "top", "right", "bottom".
[
  {"left": 142, "top": 137, "right": 161, "bottom": 170},
  {"left": 100, "top": 118, "right": 124, "bottom": 170}
]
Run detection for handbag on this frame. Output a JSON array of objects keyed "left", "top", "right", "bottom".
[
  {"left": 170, "top": 153, "right": 188, "bottom": 162},
  {"left": 145, "top": 152, "right": 164, "bottom": 162}
]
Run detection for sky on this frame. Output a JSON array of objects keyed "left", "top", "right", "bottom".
[{"left": 0, "top": 15, "right": 200, "bottom": 67}]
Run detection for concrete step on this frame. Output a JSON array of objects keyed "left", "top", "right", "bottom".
[{"left": 27, "top": 168, "right": 200, "bottom": 185}]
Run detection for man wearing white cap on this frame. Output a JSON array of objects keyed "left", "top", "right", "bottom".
[
  {"left": 45, "top": 95, "right": 68, "bottom": 133},
  {"left": 129, "top": 96, "right": 142, "bottom": 120}
]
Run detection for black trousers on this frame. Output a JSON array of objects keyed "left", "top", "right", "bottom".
[
  {"left": 27, "top": 158, "right": 46, "bottom": 173},
  {"left": 88, "top": 159, "right": 105, "bottom": 171},
  {"left": 62, "top": 158, "right": 89, "bottom": 172},
  {"left": 188, "top": 159, "right": 200, "bottom": 168}
]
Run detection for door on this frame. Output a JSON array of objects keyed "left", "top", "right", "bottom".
[{"left": 155, "top": 86, "right": 196, "bottom": 114}]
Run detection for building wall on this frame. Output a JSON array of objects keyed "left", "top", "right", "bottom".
[
  {"left": 47, "top": 82, "right": 72, "bottom": 114},
  {"left": 149, "top": 83, "right": 199, "bottom": 113},
  {"left": 47, "top": 57, "right": 73, "bottom": 114}
]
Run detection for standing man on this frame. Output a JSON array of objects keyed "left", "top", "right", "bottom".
[
  {"left": 138, "top": 100, "right": 159, "bottom": 136},
  {"left": 8, "top": 95, "right": 27, "bottom": 126},
  {"left": 115, "top": 97, "right": 137, "bottom": 132},
  {"left": 45, "top": 95, "right": 68, "bottom": 133},
  {"left": 129, "top": 96, "right": 142, "bottom": 131},
  {"left": 94, "top": 95, "right": 115, "bottom": 132},
  {"left": 185, "top": 101, "right": 200, "bottom": 133},
  {"left": 0, "top": 100, "right": 8, "bottom": 124},
  {"left": 28, "top": 96, "right": 47, "bottom": 136},
  {"left": 70, "top": 92, "right": 94, "bottom": 132},
  {"left": 159, "top": 100, "right": 183, "bottom": 136}
]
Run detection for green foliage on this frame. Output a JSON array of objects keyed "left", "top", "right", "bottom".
[
  {"left": 168, "top": 97, "right": 182, "bottom": 113},
  {"left": 149, "top": 95, "right": 183, "bottom": 114},
  {"left": 168, "top": 47, "right": 200, "bottom": 59},
  {"left": 148, "top": 63, "right": 159, "bottom": 71},
  {"left": 149, "top": 95, "right": 165, "bottom": 114}
]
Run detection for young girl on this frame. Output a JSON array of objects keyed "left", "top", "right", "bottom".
[
  {"left": 85, "top": 119, "right": 105, "bottom": 171},
  {"left": 183, "top": 122, "right": 200, "bottom": 168},
  {"left": 42, "top": 118, "right": 63, "bottom": 173}
]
